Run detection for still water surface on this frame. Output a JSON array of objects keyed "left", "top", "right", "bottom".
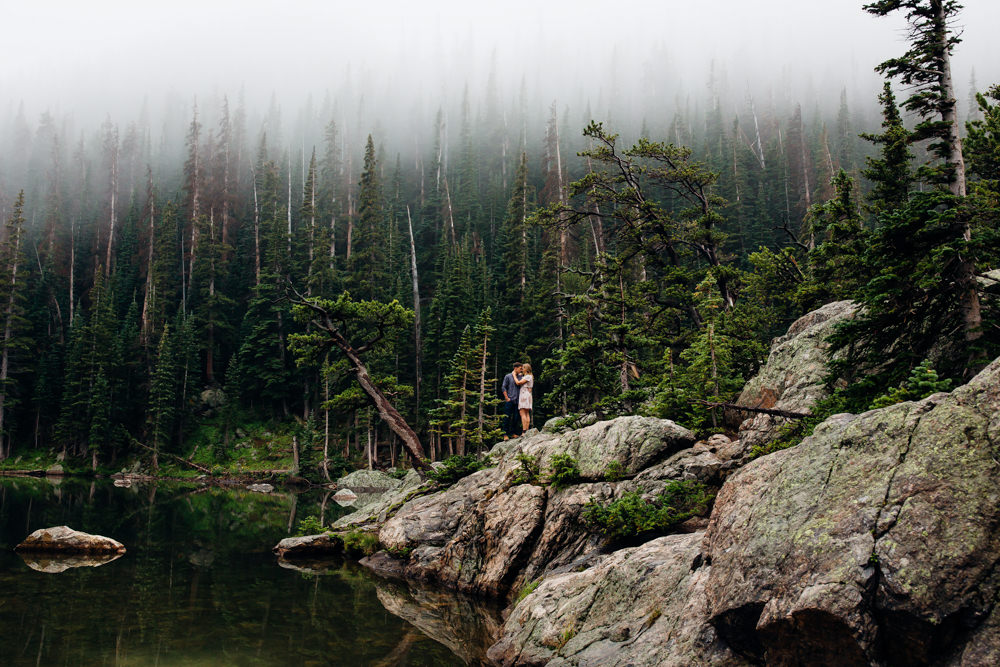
[{"left": 0, "top": 477, "right": 484, "bottom": 666}]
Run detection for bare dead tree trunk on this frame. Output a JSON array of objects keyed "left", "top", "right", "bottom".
[
  {"left": 294, "top": 296, "right": 430, "bottom": 471},
  {"left": 406, "top": 206, "right": 422, "bottom": 423},
  {"left": 442, "top": 176, "right": 457, "bottom": 246},
  {"left": 322, "top": 368, "right": 331, "bottom": 481},
  {"left": 140, "top": 171, "right": 155, "bottom": 344},
  {"left": 252, "top": 165, "right": 261, "bottom": 286},
  {"left": 476, "top": 325, "right": 488, "bottom": 451},
  {"left": 0, "top": 202, "right": 22, "bottom": 459},
  {"left": 345, "top": 152, "right": 354, "bottom": 260},
  {"left": 105, "top": 127, "right": 119, "bottom": 275}
]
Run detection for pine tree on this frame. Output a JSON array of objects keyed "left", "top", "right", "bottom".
[
  {"left": 0, "top": 192, "right": 30, "bottom": 458},
  {"left": 348, "top": 135, "right": 388, "bottom": 301},
  {"left": 147, "top": 324, "right": 177, "bottom": 470},
  {"left": 860, "top": 83, "right": 914, "bottom": 214}
]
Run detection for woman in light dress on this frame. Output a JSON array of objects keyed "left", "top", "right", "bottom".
[{"left": 515, "top": 363, "right": 534, "bottom": 432}]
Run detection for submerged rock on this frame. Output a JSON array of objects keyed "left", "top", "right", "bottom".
[
  {"left": 703, "top": 355, "right": 1000, "bottom": 665},
  {"left": 489, "top": 533, "right": 746, "bottom": 667},
  {"left": 16, "top": 526, "right": 125, "bottom": 554}
]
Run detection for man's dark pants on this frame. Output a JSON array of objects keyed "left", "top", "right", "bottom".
[{"left": 504, "top": 399, "right": 522, "bottom": 437}]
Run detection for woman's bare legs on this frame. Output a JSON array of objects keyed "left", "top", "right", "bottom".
[{"left": 520, "top": 408, "right": 530, "bottom": 432}]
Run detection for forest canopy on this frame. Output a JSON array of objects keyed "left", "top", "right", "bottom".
[{"left": 0, "top": 0, "right": 996, "bottom": 475}]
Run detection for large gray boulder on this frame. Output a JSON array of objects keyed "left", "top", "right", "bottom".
[
  {"left": 488, "top": 533, "right": 747, "bottom": 667},
  {"left": 733, "top": 300, "right": 856, "bottom": 453},
  {"left": 333, "top": 469, "right": 427, "bottom": 529},
  {"left": 16, "top": 526, "right": 125, "bottom": 554},
  {"left": 367, "top": 416, "right": 701, "bottom": 598},
  {"left": 703, "top": 355, "right": 1000, "bottom": 665},
  {"left": 336, "top": 468, "right": 402, "bottom": 491},
  {"left": 492, "top": 415, "right": 695, "bottom": 480},
  {"left": 376, "top": 467, "right": 548, "bottom": 597}
]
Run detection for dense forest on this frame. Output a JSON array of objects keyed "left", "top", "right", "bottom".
[{"left": 0, "top": 0, "right": 996, "bottom": 478}]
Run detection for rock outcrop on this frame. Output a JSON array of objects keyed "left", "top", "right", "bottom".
[
  {"left": 359, "top": 416, "right": 700, "bottom": 598},
  {"left": 336, "top": 468, "right": 404, "bottom": 491},
  {"left": 16, "top": 526, "right": 126, "bottom": 554},
  {"left": 492, "top": 415, "right": 695, "bottom": 480},
  {"left": 733, "top": 299, "right": 856, "bottom": 454},
  {"left": 702, "top": 355, "right": 1000, "bottom": 665},
  {"left": 333, "top": 469, "right": 428, "bottom": 529},
  {"left": 273, "top": 533, "right": 343, "bottom": 559},
  {"left": 489, "top": 533, "right": 747, "bottom": 667}
]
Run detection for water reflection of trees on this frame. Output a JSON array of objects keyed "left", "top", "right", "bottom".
[{"left": 0, "top": 479, "right": 464, "bottom": 666}]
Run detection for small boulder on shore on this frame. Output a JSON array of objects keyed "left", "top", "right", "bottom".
[
  {"left": 273, "top": 533, "right": 343, "bottom": 559},
  {"left": 15, "top": 526, "right": 125, "bottom": 554}
]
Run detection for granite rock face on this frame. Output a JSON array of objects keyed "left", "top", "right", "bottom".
[
  {"left": 367, "top": 416, "right": 700, "bottom": 599},
  {"left": 733, "top": 300, "right": 857, "bottom": 453},
  {"left": 16, "top": 526, "right": 126, "bottom": 554},
  {"left": 703, "top": 355, "right": 1000, "bottom": 665},
  {"left": 488, "top": 533, "right": 747, "bottom": 667},
  {"left": 493, "top": 415, "right": 695, "bottom": 480}
]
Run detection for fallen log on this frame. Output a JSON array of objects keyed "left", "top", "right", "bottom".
[{"left": 695, "top": 400, "right": 811, "bottom": 420}]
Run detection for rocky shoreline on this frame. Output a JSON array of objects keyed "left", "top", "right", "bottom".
[{"left": 276, "top": 301, "right": 1000, "bottom": 665}]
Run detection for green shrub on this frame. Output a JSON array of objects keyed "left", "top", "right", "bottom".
[
  {"left": 515, "top": 578, "right": 542, "bottom": 604},
  {"left": 603, "top": 460, "right": 625, "bottom": 482},
  {"left": 582, "top": 481, "right": 714, "bottom": 540},
  {"left": 295, "top": 514, "right": 326, "bottom": 537},
  {"left": 547, "top": 454, "right": 581, "bottom": 489},
  {"left": 512, "top": 453, "right": 540, "bottom": 484},
  {"left": 341, "top": 530, "right": 381, "bottom": 558},
  {"left": 869, "top": 360, "right": 952, "bottom": 409},
  {"left": 426, "top": 454, "right": 492, "bottom": 486}
]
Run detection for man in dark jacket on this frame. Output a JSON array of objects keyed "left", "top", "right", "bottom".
[{"left": 501, "top": 362, "right": 524, "bottom": 439}]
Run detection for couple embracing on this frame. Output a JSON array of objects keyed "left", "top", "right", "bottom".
[{"left": 501, "top": 362, "right": 534, "bottom": 439}]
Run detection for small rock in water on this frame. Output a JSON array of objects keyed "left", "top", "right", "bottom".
[
  {"left": 16, "top": 526, "right": 126, "bottom": 554},
  {"left": 45, "top": 464, "right": 64, "bottom": 477},
  {"left": 247, "top": 483, "right": 274, "bottom": 493},
  {"left": 273, "top": 533, "right": 342, "bottom": 558},
  {"left": 113, "top": 478, "right": 132, "bottom": 488}
]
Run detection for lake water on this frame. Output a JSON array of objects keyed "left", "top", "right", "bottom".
[{"left": 0, "top": 477, "right": 497, "bottom": 666}]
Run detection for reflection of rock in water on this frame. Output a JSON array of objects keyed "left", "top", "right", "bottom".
[
  {"left": 19, "top": 551, "right": 124, "bottom": 573},
  {"left": 332, "top": 489, "right": 357, "bottom": 505},
  {"left": 374, "top": 577, "right": 502, "bottom": 665},
  {"left": 276, "top": 558, "right": 343, "bottom": 575},
  {"left": 187, "top": 548, "right": 215, "bottom": 568}
]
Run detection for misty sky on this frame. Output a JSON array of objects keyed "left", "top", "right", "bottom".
[{"left": 4, "top": 0, "right": 1000, "bottom": 127}]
